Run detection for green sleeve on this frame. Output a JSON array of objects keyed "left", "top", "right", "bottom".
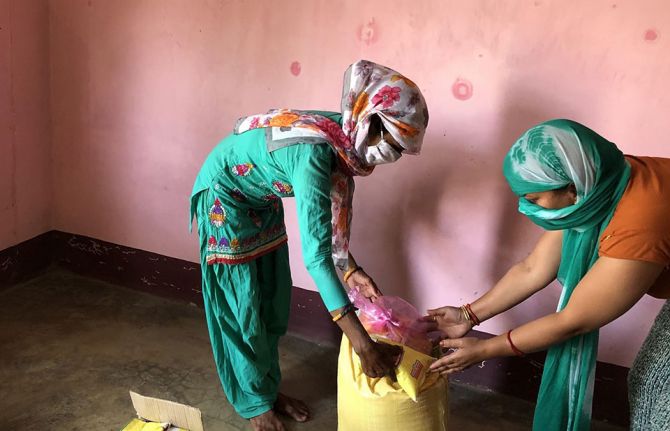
[{"left": 275, "top": 144, "right": 349, "bottom": 311}]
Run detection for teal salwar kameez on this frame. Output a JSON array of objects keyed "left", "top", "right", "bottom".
[
  {"left": 190, "top": 60, "right": 429, "bottom": 421},
  {"left": 190, "top": 113, "right": 349, "bottom": 418}
]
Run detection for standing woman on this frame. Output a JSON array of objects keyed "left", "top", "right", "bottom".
[
  {"left": 190, "top": 60, "right": 429, "bottom": 431},
  {"left": 425, "top": 119, "right": 670, "bottom": 430}
]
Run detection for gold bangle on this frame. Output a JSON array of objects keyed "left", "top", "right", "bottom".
[
  {"left": 332, "top": 304, "right": 356, "bottom": 322},
  {"left": 460, "top": 305, "right": 471, "bottom": 324},
  {"left": 460, "top": 304, "right": 479, "bottom": 327},
  {"left": 343, "top": 266, "right": 362, "bottom": 283}
]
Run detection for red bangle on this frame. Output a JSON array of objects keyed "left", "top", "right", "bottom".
[
  {"left": 465, "top": 304, "right": 481, "bottom": 326},
  {"left": 506, "top": 330, "right": 525, "bottom": 357}
]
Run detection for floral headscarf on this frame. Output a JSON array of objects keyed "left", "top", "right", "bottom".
[
  {"left": 235, "top": 60, "right": 429, "bottom": 269},
  {"left": 341, "top": 60, "right": 429, "bottom": 158}
]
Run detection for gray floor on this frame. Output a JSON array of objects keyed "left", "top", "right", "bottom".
[{"left": 0, "top": 271, "right": 625, "bottom": 431}]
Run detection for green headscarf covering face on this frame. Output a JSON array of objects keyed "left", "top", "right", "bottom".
[
  {"left": 503, "top": 119, "right": 631, "bottom": 431},
  {"left": 504, "top": 119, "right": 630, "bottom": 232}
]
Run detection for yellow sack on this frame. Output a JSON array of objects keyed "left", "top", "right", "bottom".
[
  {"left": 372, "top": 336, "right": 435, "bottom": 401},
  {"left": 121, "top": 419, "right": 188, "bottom": 431},
  {"left": 121, "top": 419, "right": 168, "bottom": 431},
  {"left": 337, "top": 336, "right": 449, "bottom": 431}
]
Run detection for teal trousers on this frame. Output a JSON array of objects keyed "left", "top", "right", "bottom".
[{"left": 200, "top": 239, "right": 292, "bottom": 419}]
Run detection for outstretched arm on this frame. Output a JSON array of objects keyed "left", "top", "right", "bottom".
[
  {"left": 283, "top": 144, "right": 400, "bottom": 377},
  {"left": 470, "top": 230, "right": 564, "bottom": 322},
  {"left": 424, "top": 230, "right": 563, "bottom": 338},
  {"left": 431, "top": 256, "right": 664, "bottom": 375}
]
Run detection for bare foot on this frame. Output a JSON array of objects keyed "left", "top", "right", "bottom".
[
  {"left": 274, "top": 392, "right": 310, "bottom": 423},
  {"left": 249, "top": 409, "right": 286, "bottom": 431}
]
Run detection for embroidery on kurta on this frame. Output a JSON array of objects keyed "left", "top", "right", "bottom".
[
  {"left": 272, "top": 181, "right": 293, "bottom": 195},
  {"left": 209, "top": 198, "right": 226, "bottom": 227},
  {"left": 231, "top": 163, "right": 254, "bottom": 176},
  {"left": 206, "top": 224, "right": 287, "bottom": 265}
]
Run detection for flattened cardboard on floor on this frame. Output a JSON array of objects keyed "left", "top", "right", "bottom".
[{"left": 129, "top": 391, "right": 204, "bottom": 431}]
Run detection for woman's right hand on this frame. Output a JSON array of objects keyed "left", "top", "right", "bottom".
[
  {"left": 356, "top": 341, "right": 402, "bottom": 378},
  {"left": 420, "top": 306, "right": 472, "bottom": 339},
  {"left": 333, "top": 302, "right": 401, "bottom": 378}
]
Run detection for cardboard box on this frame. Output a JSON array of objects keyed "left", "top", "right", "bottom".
[{"left": 121, "top": 391, "right": 204, "bottom": 431}]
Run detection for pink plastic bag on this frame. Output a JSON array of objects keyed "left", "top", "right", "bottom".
[{"left": 349, "top": 289, "right": 433, "bottom": 355}]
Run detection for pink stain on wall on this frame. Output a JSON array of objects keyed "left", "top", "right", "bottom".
[
  {"left": 358, "top": 18, "right": 379, "bottom": 45},
  {"left": 290, "top": 61, "right": 301, "bottom": 76},
  {"left": 452, "top": 78, "right": 473, "bottom": 100},
  {"left": 644, "top": 28, "right": 659, "bottom": 42}
]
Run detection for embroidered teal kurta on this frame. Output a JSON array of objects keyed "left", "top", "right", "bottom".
[
  {"left": 190, "top": 111, "right": 351, "bottom": 418},
  {"left": 191, "top": 111, "right": 348, "bottom": 312}
]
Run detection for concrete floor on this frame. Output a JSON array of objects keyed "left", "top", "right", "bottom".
[{"left": 0, "top": 271, "right": 625, "bottom": 431}]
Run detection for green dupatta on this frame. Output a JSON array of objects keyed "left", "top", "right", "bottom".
[{"left": 503, "top": 119, "right": 630, "bottom": 430}]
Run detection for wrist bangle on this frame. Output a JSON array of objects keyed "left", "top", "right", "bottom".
[
  {"left": 506, "top": 330, "right": 526, "bottom": 357},
  {"left": 460, "top": 305, "right": 471, "bottom": 324},
  {"left": 465, "top": 303, "right": 481, "bottom": 326},
  {"left": 332, "top": 303, "right": 357, "bottom": 322},
  {"left": 460, "top": 304, "right": 479, "bottom": 327},
  {"left": 343, "top": 266, "right": 362, "bottom": 283}
]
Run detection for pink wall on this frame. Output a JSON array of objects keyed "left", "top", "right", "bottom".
[
  {"left": 0, "top": 0, "right": 51, "bottom": 250},
  {"left": 47, "top": 0, "right": 670, "bottom": 367}
]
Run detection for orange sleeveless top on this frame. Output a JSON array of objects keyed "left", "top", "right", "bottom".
[{"left": 598, "top": 156, "right": 670, "bottom": 298}]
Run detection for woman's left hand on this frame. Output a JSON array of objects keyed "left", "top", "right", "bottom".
[
  {"left": 429, "top": 337, "right": 486, "bottom": 376},
  {"left": 346, "top": 269, "right": 382, "bottom": 302}
]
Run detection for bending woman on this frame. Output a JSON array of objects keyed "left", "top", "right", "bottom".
[
  {"left": 425, "top": 119, "right": 669, "bottom": 430},
  {"left": 190, "top": 60, "right": 429, "bottom": 431}
]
